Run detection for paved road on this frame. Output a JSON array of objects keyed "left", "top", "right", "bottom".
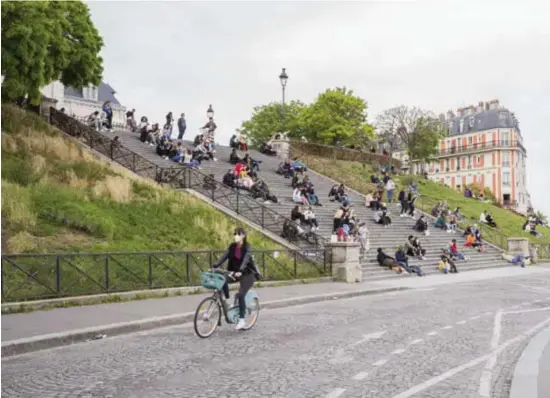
[{"left": 3, "top": 272, "right": 550, "bottom": 398}]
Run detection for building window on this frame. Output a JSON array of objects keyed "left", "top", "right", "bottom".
[
  {"left": 456, "top": 157, "right": 460, "bottom": 170},
  {"left": 502, "top": 151, "right": 510, "bottom": 167},
  {"left": 459, "top": 119, "right": 464, "bottom": 133},
  {"left": 502, "top": 171, "right": 511, "bottom": 186},
  {"left": 477, "top": 155, "right": 482, "bottom": 165},
  {"left": 468, "top": 136, "right": 473, "bottom": 146},
  {"left": 468, "top": 117, "right": 474, "bottom": 128},
  {"left": 498, "top": 111, "right": 508, "bottom": 127},
  {"left": 445, "top": 159, "right": 450, "bottom": 172},
  {"left": 468, "top": 155, "right": 472, "bottom": 169},
  {"left": 502, "top": 131, "right": 510, "bottom": 147},
  {"left": 448, "top": 121, "right": 453, "bottom": 135}
]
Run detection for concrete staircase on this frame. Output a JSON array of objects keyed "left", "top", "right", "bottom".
[{"left": 101, "top": 128, "right": 510, "bottom": 281}]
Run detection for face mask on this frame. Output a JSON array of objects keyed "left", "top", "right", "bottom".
[{"left": 234, "top": 234, "right": 243, "bottom": 244}]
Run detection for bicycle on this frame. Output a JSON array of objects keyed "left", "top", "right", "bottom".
[{"left": 193, "top": 269, "right": 260, "bottom": 338}]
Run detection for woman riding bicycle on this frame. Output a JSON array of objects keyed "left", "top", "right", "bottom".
[{"left": 212, "top": 228, "right": 260, "bottom": 330}]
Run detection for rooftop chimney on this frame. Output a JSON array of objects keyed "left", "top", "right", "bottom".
[
  {"left": 446, "top": 110, "right": 455, "bottom": 119},
  {"left": 468, "top": 105, "right": 475, "bottom": 115},
  {"left": 488, "top": 99, "right": 500, "bottom": 110},
  {"left": 477, "top": 101, "right": 484, "bottom": 113}
]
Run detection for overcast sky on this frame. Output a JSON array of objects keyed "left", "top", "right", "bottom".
[{"left": 87, "top": 0, "right": 550, "bottom": 216}]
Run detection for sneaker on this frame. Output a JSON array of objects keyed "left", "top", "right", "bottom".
[
  {"left": 236, "top": 318, "right": 247, "bottom": 330},
  {"left": 421, "top": 256, "right": 427, "bottom": 260},
  {"left": 400, "top": 214, "right": 405, "bottom": 217}
]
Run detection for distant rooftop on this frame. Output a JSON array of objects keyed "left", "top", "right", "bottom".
[
  {"left": 440, "top": 99, "right": 521, "bottom": 136},
  {"left": 64, "top": 82, "right": 121, "bottom": 106}
]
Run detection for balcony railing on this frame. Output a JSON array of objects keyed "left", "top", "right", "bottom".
[{"left": 438, "top": 140, "right": 526, "bottom": 156}]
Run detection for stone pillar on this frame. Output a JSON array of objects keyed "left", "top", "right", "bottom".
[
  {"left": 271, "top": 139, "right": 290, "bottom": 160},
  {"left": 507, "top": 237, "right": 530, "bottom": 256},
  {"left": 326, "top": 241, "right": 362, "bottom": 283}
]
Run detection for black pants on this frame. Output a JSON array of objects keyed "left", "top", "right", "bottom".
[
  {"left": 178, "top": 128, "right": 186, "bottom": 140},
  {"left": 333, "top": 218, "right": 342, "bottom": 232},
  {"left": 106, "top": 114, "right": 113, "bottom": 129},
  {"left": 222, "top": 273, "right": 256, "bottom": 318},
  {"left": 400, "top": 200, "right": 408, "bottom": 214}
]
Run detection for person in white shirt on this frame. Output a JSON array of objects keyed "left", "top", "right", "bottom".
[
  {"left": 357, "top": 222, "right": 369, "bottom": 253},
  {"left": 303, "top": 207, "right": 319, "bottom": 230},
  {"left": 386, "top": 178, "right": 396, "bottom": 203},
  {"left": 293, "top": 187, "right": 309, "bottom": 206}
]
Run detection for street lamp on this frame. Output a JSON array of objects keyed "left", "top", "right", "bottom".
[
  {"left": 279, "top": 68, "right": 288, "bottom": 132},
  {"left": 206, "top": 104, "right": 214, "bottom": 119}
]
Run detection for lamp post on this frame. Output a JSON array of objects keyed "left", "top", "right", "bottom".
[
  {"left": 206, "top": 104, "right": 214, "bottom": 119},
  {"left": 279, "top": 68, "right": 288, "bottom": 132}
]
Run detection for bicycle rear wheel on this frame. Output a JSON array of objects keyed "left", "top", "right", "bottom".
[
  {"left": 194, "top": 297, "right": 221, "bottom": 338},
  {"left": 243, "top": 297, "right": 260, "bottom": 331}
]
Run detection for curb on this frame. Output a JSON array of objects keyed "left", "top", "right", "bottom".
[
  {"left": 510, "top": 325, "right": 550, "bottom": 398},
  {"left": 1, "top": 285, "right": 408, "bottom": 358},
  {"left": 1, "top": 277, "right": 334, "bottom": 314}
]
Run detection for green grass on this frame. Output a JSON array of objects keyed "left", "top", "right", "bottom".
[
  {"left": 294, "top": 150, "right": 550, "bottom": 247},
  {"left": 1, "top": 105, "right": 324, "bottom": 302}
]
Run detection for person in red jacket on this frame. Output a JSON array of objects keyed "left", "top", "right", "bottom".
[{"left": 450, "top": 239, "right": 468, "bottom": 260}]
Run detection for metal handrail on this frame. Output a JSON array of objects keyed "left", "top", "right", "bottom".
[
  {"left": 49, "top": 108, "right": 327, "bottom": 253},
  {"left": 2, "top": 248, "right": 330, "bottom": 302}
]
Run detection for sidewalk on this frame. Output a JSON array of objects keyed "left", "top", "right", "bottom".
[
  {"left": 1, "top": 281, "right": 406, "bottom": 357},
  {"left": 510, "top": 325, "right": 550, "bottom": 398}
]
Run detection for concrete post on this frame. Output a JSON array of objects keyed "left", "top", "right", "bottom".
[
  {"left": 326, "top": 241, "right": 362, "bottom": 283},
  {"left": 270, "top": 133, "right": 290, "bottom": 160},
  {"left": 507, "top": 238, "right": 530, "bottom": 256}
]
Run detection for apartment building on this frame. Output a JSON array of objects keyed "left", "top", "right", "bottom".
[{"left": 425, "top": 99, "right": 531, "bottom": 214}]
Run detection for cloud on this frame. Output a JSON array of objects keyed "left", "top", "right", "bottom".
[{"left": 86, "top": 0, "right": 550, "bottom": 216}]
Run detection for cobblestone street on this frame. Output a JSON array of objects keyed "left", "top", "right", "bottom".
[{"left": 3, "top": 271, "right": 550, "bottom": 398}]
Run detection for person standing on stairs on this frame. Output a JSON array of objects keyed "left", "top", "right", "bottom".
[
  {"left": 386, "top": 177, "right": 396, "bottom": 203},
  {"left": 177, "top": 113, "right": 187, "bottom": 140},
  {"left": 398, "top": 188, "right": 408, "bottom": 216}
]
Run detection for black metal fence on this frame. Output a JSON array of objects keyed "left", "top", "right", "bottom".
[
  {"left": 49, "top": 108, "right": 327, "bottom": 256},
  {"left": 1, "top": 249, "right": 331, "bottom": 302}
]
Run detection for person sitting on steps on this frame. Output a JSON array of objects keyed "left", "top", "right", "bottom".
[
  {"left": 376, "top": 248, "right": 407, "bottom": 273},
  {"left": 405, "top": 236, "right": 427, "bottom": 260},
  {"left": 413, "top": 215, "right": 430, "bottom": 235},
  {"left": 229, "top": 148, "right": 241, "bottom": 165}
]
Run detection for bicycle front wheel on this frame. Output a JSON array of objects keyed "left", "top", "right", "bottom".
[{"left": 194, "top": 297, "right": 221, "bottom": 338}]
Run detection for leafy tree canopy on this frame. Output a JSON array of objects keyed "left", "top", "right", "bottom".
[
  {"left": 236, "top": 100, "right": 307, "bottom": 145},
  {"left": 1, "top": 1, "right": 104, "bottom": 105},
  {"left": 375, "top": 105, "right": 444, "bottom": 162},
  {"left": 238, "top": 87, "right": 374, "bottom": 147}
]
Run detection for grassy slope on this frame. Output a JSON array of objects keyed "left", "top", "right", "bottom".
[
  {"left": 1, "top": 105, "right": 320, "bottom": 301},
  {"left": 302, "top": 154, "right": 550, "bottom": 245}
]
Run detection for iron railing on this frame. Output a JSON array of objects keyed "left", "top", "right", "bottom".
[
  {"left": 49, "top": 108, "right": 327, "bottom": 256},
  {"left": 532, "top": 244, "right": 550, "bottom": 260},
  {"left": 437, "top": 140, "right": 526, "bottom": 156},
  {"left": 71, "top": 115, "right": 126, "bottom": 130},
  {"left": 1, "top": 249, "right": 330, "bottom": 302},
  {"left": 289, "top": 143, "right": 513, "bottom": 251}
]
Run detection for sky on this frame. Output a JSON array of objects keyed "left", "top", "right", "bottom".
[{"left": 87, "top": 0, "right": 550, "bottom": 216}]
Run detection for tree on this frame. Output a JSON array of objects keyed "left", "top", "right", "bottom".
[
  {"left": 1, "top": 1, "right": 104, "bottom": 105},
  {"left": 376, "top": 106, "right": 444, "bottom": 162},
  {"left": 300, "top": 87, "right": 374, "bottom": 146},
  {"left": 237, "top": 100, "right": 307, "bottom": 145}
]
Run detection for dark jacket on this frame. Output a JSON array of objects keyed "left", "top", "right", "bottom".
[
  {"left": 395, "top": 250, "right": 407, "bottom": 263},
  {"left": 178, "top": 117, "right": 186, "bottom": 132},
  {"left": 398, "top": 191, "right": 406, "bottom": 201},
  {"left": 376, "top": 251, "right": 393, "bottom": 265},
  {"left": 213, "top": 243, "right": 259, "bottom": 276}
]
